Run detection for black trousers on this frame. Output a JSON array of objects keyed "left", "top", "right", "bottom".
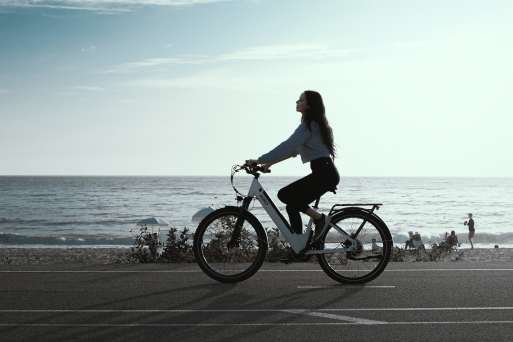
[{"left": 277, "top": 157, "right": 340, "bottom": 234}]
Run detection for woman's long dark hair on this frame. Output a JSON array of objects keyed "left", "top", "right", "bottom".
[{"left": 302, "top": 90, "right": 336, "bottom": 160}]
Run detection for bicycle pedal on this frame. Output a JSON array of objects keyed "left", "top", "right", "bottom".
[
  {"left": 310, "top": 241, "right": 321, "bottom": 250},
  {"left": 279, "top": 257, "right": 294, "bottom": 264}
]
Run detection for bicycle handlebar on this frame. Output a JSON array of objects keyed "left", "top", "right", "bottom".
[
  {"left": 231, "top": 163, "right": 269, "bottom": 198},
  {"left": 242, "top": 162, "right": 271, "bottom": 174},
  {"left": 255, "top": 166, "right": 271, "bottom": 174}
]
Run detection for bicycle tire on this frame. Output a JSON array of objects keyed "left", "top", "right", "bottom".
[
  {"left": 317, "top": 208, "right": 392, "bottom": 284},
  {"left": 193, "top": 206, "right": 268, "bottom": 283}
]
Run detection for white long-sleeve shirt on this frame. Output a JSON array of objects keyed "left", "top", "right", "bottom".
[{"left": 258, "top": 122, "right": 330, "bottom": 164}]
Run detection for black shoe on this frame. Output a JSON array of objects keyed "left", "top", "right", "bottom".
[
  {"left": 279, "top": 252, "right": 294, "bottom": 264},
  {"left": 313, "top": 214, "right": 326, "bottom": 241},
  {"left": 310, "top": 239, "right": 322, "bottom": 250}
]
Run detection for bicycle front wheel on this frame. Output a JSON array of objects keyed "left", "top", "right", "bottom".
[
  {"left": 317, "top": 209, "right": 392, "bottom": 284},
  {"left": 193, "top": 206, "right": 268, "bottom": 283}
]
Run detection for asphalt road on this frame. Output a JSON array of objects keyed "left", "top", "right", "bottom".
[{"left": 1, "top": 262, "right": 513, "bottom": 341}]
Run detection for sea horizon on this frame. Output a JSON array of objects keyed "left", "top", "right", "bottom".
[{"left": 1, "top": 176, "right": 512, "bottom": 248}]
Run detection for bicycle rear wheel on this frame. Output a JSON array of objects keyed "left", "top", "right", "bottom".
[
  {"left": 193, "top": 206, "right": 268, "bottom": 283},
  {"left": 317, "top": 209, "right": 392, "bottom": 284}
]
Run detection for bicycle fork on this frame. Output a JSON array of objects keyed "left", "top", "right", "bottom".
[{"left": 227, "top": 197, "right": 252, "bottom": 249}]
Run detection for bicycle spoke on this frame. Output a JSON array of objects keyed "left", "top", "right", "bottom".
[
  {"left": 318, "top": 212, "right": 390, "bottom": 283},
  {"left": 196, "top": 211, "right": 266, "bottom": 280}
]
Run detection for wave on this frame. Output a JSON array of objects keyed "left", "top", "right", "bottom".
[
  {"left": 0, "top": 218, "right": 47, "bottom": 224},
  {"left": 0, "top": 233, "right": 134, "bottom": 246},
  {"left": 0, "top": 218, "right": 138, "bottom": 226},
  {"left": 46, "top": 220, "right": 130, "bottom": 226}
]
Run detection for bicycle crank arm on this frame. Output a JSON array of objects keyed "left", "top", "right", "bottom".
[{"left": 347, "top": 255, "right": 383, "bottom": 261}]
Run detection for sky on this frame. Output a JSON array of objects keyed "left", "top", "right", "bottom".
[{"left": 0, "top": 0, "right": 512, "bottom": 177}]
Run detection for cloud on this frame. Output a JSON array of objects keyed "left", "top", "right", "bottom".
[
  {"left": 0, "top": 0, "right": 234, "bottom": 12},
  {"left": 54, "top": 91, "right": 76, "bottom": 96},
  {"left": 217, "top": 44, "right": 358, "bottom": 61},
  {"left": 102, "top": 57, "right": 204, "bottom": 74},
  {"left": 104, "top": 44, "right": 363, "bottom": 73},
  {"left": 162, "top": 44, "right": 173, "bottom": 48},
  {"left": 74, "top": 86, "right": 106, "bottom": 91},
  {"left": 0, "top": 89, "right": 8, "bottom": 93},
  {"left": 119, "top": 63, "right": 328, "bottom": 92},
  {"left": 116, "top": 9, "right": 513, "bottom": 93},
  {"left": 81, "top": 45, "right": 96, "bottom": 53}
]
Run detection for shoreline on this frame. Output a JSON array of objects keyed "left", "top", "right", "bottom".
[
  {"left": 1, "top": 247, "right": 513, "bottom": 265},
  {"left": 0, "top": 248, "right": 127, "bottom": 265}
]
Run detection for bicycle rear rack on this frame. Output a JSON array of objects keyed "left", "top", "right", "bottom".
[{"left": 328, "top": 203, "right": 382, "bottom": 216}]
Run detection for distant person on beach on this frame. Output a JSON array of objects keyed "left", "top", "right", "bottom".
[
  {"left": 247, "top": 91, "right": 339, "bottom": 264},
  {"left": 405, "top": 231, "right": 414, "bottom": 250},
  {"left": 149, "top": 233, "right": 160, "bottom": 258},
  {"left": 152, "top": 233, "right": 159, "bottom": 243},
  {"left": 371, "top": 238, "right": 381, "bottom": 253},
  {"left": 446, "top": 230, "right": 459, "bottom": 247},
  {"left": 464, "top": 213, "right": 475, "bottom": 249}
]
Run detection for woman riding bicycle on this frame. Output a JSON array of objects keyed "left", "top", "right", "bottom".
[{"left": 247, "top": 90, "right": 340, "bottom": 262}]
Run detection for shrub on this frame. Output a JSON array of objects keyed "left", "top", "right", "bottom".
[
  {"left": 264, "top": 227, "right": 292, "bottom": 262},
  {"left": 160, "top": 227, "right": 195, "bottom": 263},
  {"left": 390, "top": 241, "right": 464, "bottom": 262},
  {"left": 116, "top": 225, "right": 163, "bottom": 263},
  {"left": 119, "top": 225, "right": 296, "bottom": 263}
]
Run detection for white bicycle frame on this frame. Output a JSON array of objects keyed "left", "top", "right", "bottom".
[{"left": 246, "top": 177, "right": 357, "bottom": 254}]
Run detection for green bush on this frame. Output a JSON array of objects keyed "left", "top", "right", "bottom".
[
  {"left": 116, "top": 225, "right": 163, "bottom": 263},
  {"left": 390, "top": 241, "right": 464, "bottom": 262},
  {"left": 161, "top": 227, "right": 195, "bottom": 263},
  {"left": 264, "top": 227, "right": 292, "bottom": 262},
  {"left": 118, "top": 225, "right": 294, "bottom": 263}
]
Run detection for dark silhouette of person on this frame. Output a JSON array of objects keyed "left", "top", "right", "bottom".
[
  {"left": 464, "top": 213, "right": 475, "bottom": 249},
  {"left": 247, "top": 91, "right": 339, "bottom": 264},
  {"left": 445, "top": 230, "right": 459, "bottom": 252}
]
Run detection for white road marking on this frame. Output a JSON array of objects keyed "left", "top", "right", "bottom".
[
  {"left": 297, "top": 285, "right": 395, "bottom": 288},
  {"left": 0, "top": 270, "right": 203, "bottom": 273},
  {"left": 269, "top": 269, "right": 513, "bottom": 272},
  {"left": 1, "top": 269, "right": 512, "bottom": 273},
  {"left": 383, "top": 269, "right": 513, "bottom": 272},
  {"left": 3, "top": 308, "right": 513, "bottom": 326},
  {"left": 282, "top": 309, "right": 387, "bottom": 324},
  {"left": 2, "top": 307, "right": 512, "bottom": 313},
  {"left": 1, "top": 321, "right": 513, "bottom": 327}
]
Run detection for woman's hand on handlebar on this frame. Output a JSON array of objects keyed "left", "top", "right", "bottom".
[
  {"left": 244, "top": 159, "right": 271, "bottom": 173},
  {"left": 245, "top": 159, "right": 260, "bottom": 167}
]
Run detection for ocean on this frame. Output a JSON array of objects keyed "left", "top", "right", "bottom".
[{"left": 1, "top": 176, "right": 512, "bottom": 248}]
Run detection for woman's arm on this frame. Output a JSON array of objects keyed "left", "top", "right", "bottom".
[
  {"left": 258, "top": 123, "right": 310, "bottom": 164},
  {"left": 246, "top": 155, "right": 291, "bottom": 173},
  {"left": 262, "top": 155, "right": 290, "bottom": 172}
]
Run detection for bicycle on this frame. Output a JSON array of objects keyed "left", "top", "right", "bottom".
[{"left": 192, "top": 163, "right": 393, "bottom": 284}]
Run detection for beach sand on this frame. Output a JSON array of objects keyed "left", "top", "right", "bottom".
[
  {"left": 403, "top": 247, "right": 513, "bottom": 262},
  {"left": 0, "top": 248, "right": 128, "bottom": 265},
  {"left": 1, "top": 247, "right": 513, "bottom": 265}
]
